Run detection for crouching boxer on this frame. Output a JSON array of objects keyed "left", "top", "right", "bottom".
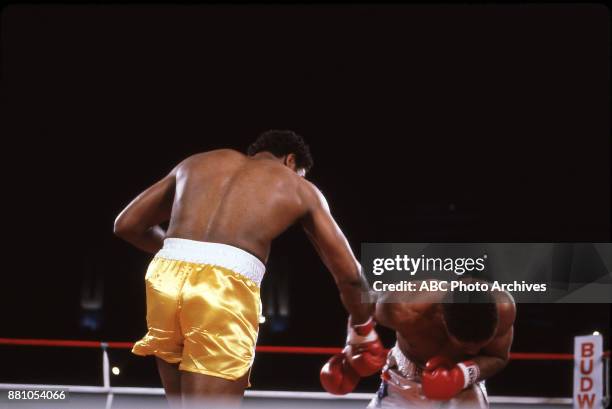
[{"left": 367, "top": 280, "right": 515, "bottom": 408}]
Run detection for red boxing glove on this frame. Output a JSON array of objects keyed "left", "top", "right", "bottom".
[
  {"left": 344, "top": 317, "right": 386, "bottom": 377},
  {"left": 320, "top": 353, "right": 360, "bottom": 395},
  {"left": 422, "top": 356, "right": 480, "bottom": 401}
]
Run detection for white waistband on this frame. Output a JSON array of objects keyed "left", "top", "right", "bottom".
[
  {"left": 156, "top": 238, "right": 266, "bottom": 287},
  {"left": 385, "top": 343, "right": 486, "bottom": 388},
  {"left": 387, "top": 343, "right": 423, "bottom": 380}
]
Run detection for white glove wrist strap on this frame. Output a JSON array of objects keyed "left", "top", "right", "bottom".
[
  {"left": 347, "top": 317, "right": 378, "bottom": 344},
  {"left": 457, "top": 362, "right": 480, "bottom": 389}
]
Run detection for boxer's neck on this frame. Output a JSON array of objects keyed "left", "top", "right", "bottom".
[{"left": 251, "top": 151, "right": 284, "bottom": 163}]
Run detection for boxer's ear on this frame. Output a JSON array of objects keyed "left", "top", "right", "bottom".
[{"left": 284, "top": 153, "right": 298, "bottom": 171}]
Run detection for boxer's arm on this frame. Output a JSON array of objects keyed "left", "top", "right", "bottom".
[
  {"left": 472, "top": 301, "right": 516, "bottom": 380},
  {"left": 300, "top": 183, "right": 373, "bottom": 324},
  {"left": 114, "top": 170, "right": 176, "bottom": 253}
]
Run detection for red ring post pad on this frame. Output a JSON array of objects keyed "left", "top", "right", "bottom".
[{"left": 0, "top": 338, "right": 608, "bottom": 360}]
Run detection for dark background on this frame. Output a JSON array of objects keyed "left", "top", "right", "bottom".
[{"left": 1, "top": 4, "right": 610, "bottom": 398}]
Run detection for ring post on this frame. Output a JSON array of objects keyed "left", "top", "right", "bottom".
[
  {"left": 604, "top": 354, "right": 610, "bottom": 408},
  {"left": 101, "top": 342, "right": 114, "bottom": 409}
]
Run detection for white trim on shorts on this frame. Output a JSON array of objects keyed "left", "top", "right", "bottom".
[{"left": 156, "top": 238, "right": 266, "bottom": 287}]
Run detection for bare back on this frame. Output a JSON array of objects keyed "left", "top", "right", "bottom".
[
  {"left": 166, "top": 149, "right": 309, "bottom": 262},
  {"left": 115, "top": 146, "right": 373, "bottom": 324}
]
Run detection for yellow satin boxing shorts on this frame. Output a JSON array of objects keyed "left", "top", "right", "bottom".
[{"left": 132, "top": 238, "right": 265, "bottom": 382}]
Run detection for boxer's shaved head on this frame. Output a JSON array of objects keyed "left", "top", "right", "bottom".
[
  {"left": 441, "top": 291, "right": 498, "bottom": 344},
  {"left": 248, "top": 130, "right": 313, "bottom": 174}
]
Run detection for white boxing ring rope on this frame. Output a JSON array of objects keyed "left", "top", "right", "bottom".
[{"left": 0, "top": 337, "right": 609, "bottom": 408}]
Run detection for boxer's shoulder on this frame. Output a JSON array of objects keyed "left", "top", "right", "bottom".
[
  {"left": 375, "top": 299, "right": 436, "bottom": 331},
  {"left": 298, "top": 180, "right": 329, "bottom": 210},
  {"left": 490, "top": 290, "right": 516, "bottom": 336},
  {"left": 300, "top": 179, "right": 322, "bottom": 195},
  {"left": 493, "top": 290, "right": 515, "bottom": 313},
  {"left": 176, "top": 149, "right": 245, "bottom": 170},
  {"left": 192, "top": 149, "right": 245, "bottom": 161}
]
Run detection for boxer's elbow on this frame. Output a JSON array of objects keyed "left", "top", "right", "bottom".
[
  {"left": 494, "top": 355, "right": 510, "bottom": 371},
  {"left": 499, "top": 352, "right": 512, "bottom": 369},
  {"left": 500, "top": 358, "right": 510, "bottom": 371},
  {"left": 490, "top": 356, "right": 510, "bottom": 379},
  {"left": 480, "top": 354, "right": 510, "bottom": 379},
  {"left": 113, "top": 214, "right": 138, "bottom": 239}
]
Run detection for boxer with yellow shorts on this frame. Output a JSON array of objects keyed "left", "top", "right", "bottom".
[
  {"left": 114, "top": 131, "right": 375, "bottom": 408},
  {"left": 132, "top": 238, "right": 265, "bottom": 382}
]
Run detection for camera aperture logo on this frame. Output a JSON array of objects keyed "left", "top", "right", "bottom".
[{"left": 372, "top": 254, "right": 488, "bottom": 276}]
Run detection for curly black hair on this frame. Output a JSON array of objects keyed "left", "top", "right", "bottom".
[
  {"left": 247, "top": 130, "right": 313, "bottom": 172},
  {"left": 442, "top": 290, "right": 499, "bottom": 343}
]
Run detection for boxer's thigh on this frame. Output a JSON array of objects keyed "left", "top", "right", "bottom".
[
  {"left": 368, "top": 382, "right": 441, "bottom": 409},
  {"left": 443, "top": 383, "right": 488, "bottom": 409},
  {"left": 132, "top": 258, "right": 187, "bottom": 361},
  {"left": 178, "top": 265, "right": 261, "bottom": 380}
]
